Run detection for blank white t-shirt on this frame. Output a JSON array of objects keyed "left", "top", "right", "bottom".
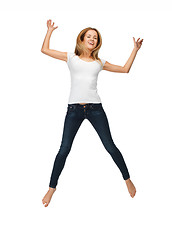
[{"left": 66, "top": 52, "right": 106, "bottom": 104}]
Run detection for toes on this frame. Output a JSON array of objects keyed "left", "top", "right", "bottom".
[
  {"left": 130, "top": 192, "right": 135, "bottom": 198},
  {"left": 42, "top": 200, "right": 49, "bottom": 207},
  {"left": 43, "top": 202, "right": 48, "bottom": 207}
]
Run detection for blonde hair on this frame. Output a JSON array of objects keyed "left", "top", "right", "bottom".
[{"left": 74, "top": 27, "right": 104, "bottom": 67}]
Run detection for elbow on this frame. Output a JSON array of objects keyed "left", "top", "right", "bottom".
[
  {"left": 123, "top": 67, "right": 129, "bottom": 73},
  {"left": 41, "top": 48, "right": 48, "bottom": 53}
]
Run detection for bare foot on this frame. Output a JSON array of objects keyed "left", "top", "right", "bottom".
[
  {"left": 125, "top": 178, "right": 136, "bottom": 198},
  {"left": 42, "top": 187, "right": 56, "bottom": 207}
]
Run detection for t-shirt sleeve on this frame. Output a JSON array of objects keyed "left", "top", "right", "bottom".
[
  {"left": 67, "top": 52, "right": 75, "bottom": 65},
  {"left": 101, "top": 58, "right": 106, "bottom": 67}
]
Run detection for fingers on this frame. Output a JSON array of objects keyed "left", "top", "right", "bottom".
[
  {"left": 136, "top": 38, "right": 144, "bottom": 46},
  {"left": 133, "top": 37, "right": 144, "bottom": 43},
  {"left": 139, "top": 39, "right": 144, "bottom": 47},
  {"left": 47, "top": 20, "right": 58, "bottom": 29},
  {"left": 47, "top": 19, "right": 51, "bottom": 27},
  {"left": 47, "top": 19, "right": 53, "bottom": 25}
]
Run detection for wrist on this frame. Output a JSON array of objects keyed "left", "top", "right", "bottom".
[{"left": 47, "top": 28, "right": 53, "bottom": 33}]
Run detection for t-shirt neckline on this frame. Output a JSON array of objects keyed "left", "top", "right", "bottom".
[{"left": 77, "top": 55, "right": 96, "bottom": 63}]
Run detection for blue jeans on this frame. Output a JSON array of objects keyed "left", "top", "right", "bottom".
[{"left": 49, "top": 103, "right": 130, "bottom": 188}]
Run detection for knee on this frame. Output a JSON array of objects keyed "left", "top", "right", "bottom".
[
  {"left": 58, "top": 144, "right": 71, "bottom": 157},
  {"left": 105, "top": 143, "right": 119, "bottom": 155}
]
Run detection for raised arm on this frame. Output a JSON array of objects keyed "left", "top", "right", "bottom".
[
  {"left": 103, "top": 61, "right": 128, "bottom": 73},
  {"left": 103, "top": 37, "right": 143, "bottom": 73},
  {"left": 41, "top": 19, "right": 67, "bottom": 62}
]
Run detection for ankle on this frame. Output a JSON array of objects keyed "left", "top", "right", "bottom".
[{"left": 49, "top": 187, "right": 56, "bottom": 192}]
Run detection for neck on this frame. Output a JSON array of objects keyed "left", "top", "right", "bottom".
[
  {"left": 80, "top": 54, "right": 93, "bottom": 59},
  {"left": 80, "top": 50, "right": 92, "bottom": 58}
]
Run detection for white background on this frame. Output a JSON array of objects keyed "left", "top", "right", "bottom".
[{"left": 0, "top": 3, "right": 172, "bottom": 240}]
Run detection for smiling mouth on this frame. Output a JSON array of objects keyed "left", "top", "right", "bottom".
[{"left": 88, "top": 42, "right": 94, "bottom": 45}]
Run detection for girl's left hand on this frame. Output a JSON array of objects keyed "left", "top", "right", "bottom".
[{"left": 133, "top": 37, "right": 144, "bottom": 51}]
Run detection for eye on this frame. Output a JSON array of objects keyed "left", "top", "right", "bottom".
[{"left": 87, "top": 36, "right": 97, "bottom": 39}]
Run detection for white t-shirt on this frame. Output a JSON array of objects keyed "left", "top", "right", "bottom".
[{"left": 66, "top": 52, "right": 106, "bottom": 104}]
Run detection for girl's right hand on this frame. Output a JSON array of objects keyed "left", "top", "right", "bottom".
[{"left": 47, "top": 19, "right": 58, "bottom": 32}]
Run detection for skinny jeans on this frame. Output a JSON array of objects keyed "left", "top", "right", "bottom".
[{"left": 49, "top": 103, "right": 130, "bottom": 188}]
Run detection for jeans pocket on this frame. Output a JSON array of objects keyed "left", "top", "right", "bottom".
[
  {"left": 67, "top": 105, "right": 76, "bottom": 112},
  {"left": 90, "top": 105, "right": 104, "bottom": 116},
  {"left": 91, "top": 104, "right": 102, "bottom": 111}
]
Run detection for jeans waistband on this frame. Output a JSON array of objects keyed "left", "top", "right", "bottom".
[{"left": 68, "top": 103, "right": 102, "bottom": 108}]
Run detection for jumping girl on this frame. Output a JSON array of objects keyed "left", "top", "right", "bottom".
[{"left": 41, "top": 19, "right": 143, "bottom": 207}]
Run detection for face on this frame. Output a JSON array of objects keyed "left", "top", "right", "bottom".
[{"left": 83, "top": 30, "right": 98, "bottom": 51}]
